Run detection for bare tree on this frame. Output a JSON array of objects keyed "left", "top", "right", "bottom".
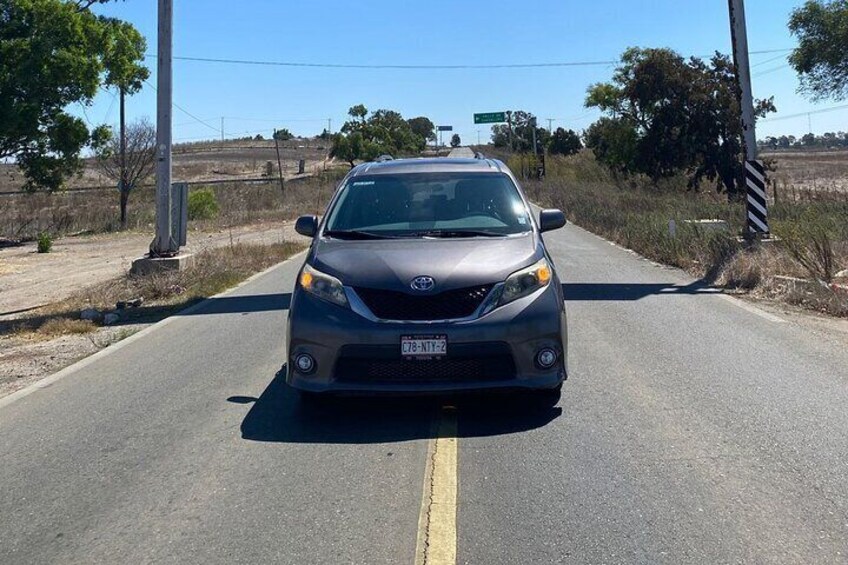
[{"left": 97, "top": 118, "right": 156, "bottom": 229}]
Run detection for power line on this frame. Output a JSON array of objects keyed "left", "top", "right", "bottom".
[
  {"left": 143, "top": 79, "right": 219, "bottom": 133},
  {"left": 222, "top": 116, "right": 331, "bottom": 123},
  {"left": 753, "top": 63, "right": 791, "bottom": 78},
  {"left": 144, "top": 49, "right": 794, "bottom": 71},
  {"left": 761, "top": 103, "right": 848, "bottom": 123},
  {"left": 751, "top": 53, "right": 787, "bottom": 68}
]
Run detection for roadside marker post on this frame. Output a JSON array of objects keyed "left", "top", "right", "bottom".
[{"left": 728, "top": 0, "right": 769, "bottom": 238}]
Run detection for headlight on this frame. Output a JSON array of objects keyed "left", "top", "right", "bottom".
[
  {"left": 299, "top": 264, "right": 349, "bottom": 308},
  {"left": 499, "top": 258, "right": 552, "bottom": 306}
]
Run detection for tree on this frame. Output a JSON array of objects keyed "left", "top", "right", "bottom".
[
  {"left": 450, "top": 134, "right": 461, "bottom": 148},
  {"left": 548, "top": 128, "right": 582, "bottom": 156},
  {"left": 584, "top": 47, "right": 775, "bottom": 196},
  {"left": 96, "top": 118, "right": 155, "bottom": 228},
  {"left": 789, "top": 0, "right": 848, "bottom": 101},
  {"left": 407, "top": 117, "right": 436, "bottom": 144},
  {"left": 0, "top": 0, "right": 148, "bottom": 191},
  {"left": 273, "top": 128, "right": 294, "bottom": 141},
  {"left": 331, "top": 104, "right": 425, "bottom": 166},
  {"left": 490, "top": 111, "right": 548, "bottom": 152}
]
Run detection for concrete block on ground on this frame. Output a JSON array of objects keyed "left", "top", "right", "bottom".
[{"left": 130, "top": 253, "right": 195, "bottom": 277}]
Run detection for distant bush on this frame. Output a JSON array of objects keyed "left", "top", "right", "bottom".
[
  {"left": 187, "top": 188, "right": 220, "bottom": 221},
  {"left": 36, "top": 231, "right": 52, "bottom": 253}
]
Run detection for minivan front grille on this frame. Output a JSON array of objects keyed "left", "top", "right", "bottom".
[{"left": 353, "top": 284, "right": 494, "bottom": 321}]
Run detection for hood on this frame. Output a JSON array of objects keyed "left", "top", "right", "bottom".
[{"left": 310, "top": 233, "right": 541, "bottom": 292}]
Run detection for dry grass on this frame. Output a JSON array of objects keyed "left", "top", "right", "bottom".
[
  {"left": 763, "top": 150, "right": 848, "bottom": 197},
  {"left": 0, "top": 169, "right": 344, "bottom": 241},
  {"left": 532, "top": 151, "right": 848, "bottom": 317},
  {"left": 4, "top": 240, "right": 305, "bottom": 339}
]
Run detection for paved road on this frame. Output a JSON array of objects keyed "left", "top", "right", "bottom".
[{"left": 2, "top": 221, "right": 847, "bottom": 564}]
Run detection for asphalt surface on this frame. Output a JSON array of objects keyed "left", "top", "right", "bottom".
[{"left": 2, "top": 221, "right": 847, "bottom": 564}]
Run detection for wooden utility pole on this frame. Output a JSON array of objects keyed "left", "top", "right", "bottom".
[
  {"left": 119, "top": 87, "right": 128, "bottom": 228},
  {"left": 273, "top": 130, "right": 285, "bottom": 195}
]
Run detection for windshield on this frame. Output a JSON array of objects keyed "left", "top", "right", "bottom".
[{"left": 324, "top": 172, "right": 532, "bottom": 238}]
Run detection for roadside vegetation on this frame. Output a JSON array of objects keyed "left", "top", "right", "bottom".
[
  {"left": 3, "top": 241, "right": 305, "bottom": 341},
  {"left": 524, "top": 151, "right": 848, "bottom": 317},
  {"left": 0, "top": 170, "right": 343, "bottom": 241}
]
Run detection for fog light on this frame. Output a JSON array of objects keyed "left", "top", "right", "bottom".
[
  {"left": 536, "top": 348, "right": 558, "bottom": 369},
  {"left": 294, "top": 353, "right": 316, "bottom": 374}
]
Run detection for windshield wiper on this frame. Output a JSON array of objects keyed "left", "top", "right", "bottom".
[
  {"left": 415, "top": 229, "right": 507, "bottom": 238},
  {"left": 324, "top": 230, "right": 396, "bottom": 240}
]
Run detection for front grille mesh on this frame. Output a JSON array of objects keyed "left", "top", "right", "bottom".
[{"left": 354, "top": 284, "right": 493, "bottom": 321}]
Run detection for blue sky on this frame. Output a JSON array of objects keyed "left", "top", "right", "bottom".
[{"left": 78, "top": 0, "right": 847, "bottom": 144}]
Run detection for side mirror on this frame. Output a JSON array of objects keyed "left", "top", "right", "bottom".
[
  {"left": 539, "top": 209, "right": 566, "bottom": 233},
  {"left": 295, "top": 215, "right": 319, "bottom": 237}
]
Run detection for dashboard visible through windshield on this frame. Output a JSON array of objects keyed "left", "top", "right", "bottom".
[{"left": 324, "top": 172, "right": 531, "bottom": 238}]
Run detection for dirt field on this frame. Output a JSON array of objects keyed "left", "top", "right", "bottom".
[
  {"left": 763, "top": 149, "right": 848, "bottom": 196},
  {"left": 0, "top": 220, "right": 300, "bottom": 317}
]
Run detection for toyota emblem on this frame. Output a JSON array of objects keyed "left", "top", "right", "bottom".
[{"left": 410, "top": 276, "right": 435, "bottom": 292}]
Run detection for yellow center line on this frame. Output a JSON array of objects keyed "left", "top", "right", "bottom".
[{"left": 415, "top": 406, "right": 458, "bottom": 565}]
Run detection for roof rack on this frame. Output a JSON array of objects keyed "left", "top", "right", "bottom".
[
  {"left": 373, "top": 154, "right": 394, "bottom": 162},
  {"left": 474, "top": 152, "right": 487, "bottom": 159}
]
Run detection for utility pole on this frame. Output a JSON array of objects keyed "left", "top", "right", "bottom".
[
  {"left": 273, "top": 129, "right": 285, "bottom": 195},
  {"left": 477, "top": 129, "right": 481, "bottom": 145},
  {"left": 220, "top": 117, "right": 224, "bottom": 142},
  {"left": 530, "top": 117, "right": 538, "bottom": 155},
  {"left": 119, "top": 87, "right": 128, "bottom": 228},
  {"left": 327, "top": 118, "right": 332, "bottom": 135},
  {"left": 728, "top": 0, "right": 769, "bottom": 237},
  {"left": 547, "top": 118, "right": 554, "bottom": 133},
  {"left": 151, "top": 0, "right": 175, "bottom": 256}
]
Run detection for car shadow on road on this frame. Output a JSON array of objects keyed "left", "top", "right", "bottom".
[
  {"left": 230, "top": 366, "right": 562, "bottom": 444},
  {"left": 563, "top": 281, "right": 721, "bottom": 302},
  {"left": 178, "top": 292, "right": 292, "bottom": 316}
]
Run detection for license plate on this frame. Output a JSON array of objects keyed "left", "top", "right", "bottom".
[{"left": 401, "top": 335, "right": 447, "bottom": 360}]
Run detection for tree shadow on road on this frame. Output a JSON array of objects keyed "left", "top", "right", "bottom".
[
  {"left": 563, "top": 281, "right": 721, "bottom": 302},
  {"left": 230, "top": 366, "right": 562, "bottom": 444}
]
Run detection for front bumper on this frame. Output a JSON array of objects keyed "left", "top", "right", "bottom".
[{"left": 286, "top": 283, "right": 568, "bottom": 394}]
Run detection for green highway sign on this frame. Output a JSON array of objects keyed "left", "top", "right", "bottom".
[{"left": 474, "top": 112, "right": 507, "bottom": 124}]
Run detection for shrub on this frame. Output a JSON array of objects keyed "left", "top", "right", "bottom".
[
  {"left": 187, "top": 188, "right": 219, "bottom": 221},
  {"left": 36, "top": 231, "right": 52, "bottom": 253},
  {"left": 774, "top": 209, "right": 839, "bottom": 282}
]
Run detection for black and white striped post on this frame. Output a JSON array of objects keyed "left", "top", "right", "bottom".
[
  {"left": 729, "top": 0, "right": 770, "bottom": 237},
  {"left": 745, "top": 160, "right": 769, "bottom": 235}
]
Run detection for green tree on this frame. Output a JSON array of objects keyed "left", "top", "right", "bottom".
[
  {"left": 331, "top": 104, "right": 424, "bottom": 166},
  {"left": 584, "top": 47, "right": 775, "bottom": 195},
  {"left": 407, "top": 116, "right": 436, "bottom": 144},
  {"left": 0, "top": 0, "right": 148, "bottom": 191},
  {"left": 548, "top": 128, "right": 582, "bottom": 156},
  {"left": 789, "top": 0, "right": 848, "bottom": 101},
  {"left": 490, "top": 111, "right": 547, "bottom": 152},
  {"left": 273, "top": 128, "right": 294, "bottom": 141},
  {"left": 450, "top": 134, "right": 461, "bottom": 148}
]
